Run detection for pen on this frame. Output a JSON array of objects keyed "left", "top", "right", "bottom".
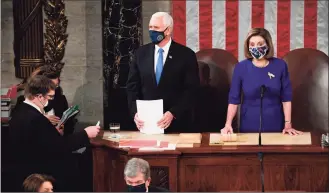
[{"left": 96, "top": 121, "right": 100, "bottom": 126}]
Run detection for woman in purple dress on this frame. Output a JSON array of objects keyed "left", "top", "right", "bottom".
[{"left": 221, "top": 28, "right": 302, "bottom": 135}]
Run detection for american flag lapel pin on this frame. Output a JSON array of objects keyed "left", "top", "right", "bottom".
[{"left": 268, "top": 72, "right": 275, "bottom": 79}]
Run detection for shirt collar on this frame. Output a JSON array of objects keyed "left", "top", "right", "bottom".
[
  {"left": 155, "top": 38, "right": 172, "bottom": 54},
  {"left": 24, "top": 99, "right": 43, "bottom": 114}
]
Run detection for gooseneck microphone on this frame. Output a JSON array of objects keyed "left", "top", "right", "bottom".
[
  {"left": 259, "top": 85, "right": 266, "bottom": 145},
  {"left": 259, "top": 85, "right": 266, "bottom": 192}
]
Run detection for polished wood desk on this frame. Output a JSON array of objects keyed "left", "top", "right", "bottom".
[{"left": 91, "top": 132, "right": 328, "bottom": 192}]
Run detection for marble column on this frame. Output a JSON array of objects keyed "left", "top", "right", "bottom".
[{"left": 102, "top": 0, "right": 142, "bottom": 129}]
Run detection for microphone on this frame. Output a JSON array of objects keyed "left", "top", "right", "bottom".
[
  {"left": 259, "top": 85, "right": 266, "bottom": 192},
  {"left": 260, "top": 85, "right": 266, "bottom": 98},
  {"left": 259, "top": 85, "right": 266, "bottom": 145}
]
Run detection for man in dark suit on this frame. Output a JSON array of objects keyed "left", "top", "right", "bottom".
[
  {"left": 7, "top": 75, "right": 100, "bottom": 191},
  {"left": 124, "top": 158, "right": 169, "bottom": 192},
  {"left": 14, "top": 65, "right": 76, "bottom": 136},
  {"left": 127, "top": 12, "right": 200, "bottom": 133}
]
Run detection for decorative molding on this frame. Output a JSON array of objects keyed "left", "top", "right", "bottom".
[
  {"left": 13, "top": 0, "right": 44, "bottom": 78},
  {"left": 43, "top": 0, "right": 68, "bottom": 72},
  {"left": 151, "top": 166, "right": 169, "bottom": 190}
]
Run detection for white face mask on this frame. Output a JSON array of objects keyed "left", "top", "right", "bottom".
[
  {"left": 44, "top": 100, "right": 49, "bottom": 107},
  {"left": 38, "top": 96, "right": 49, "bottom": 108}
]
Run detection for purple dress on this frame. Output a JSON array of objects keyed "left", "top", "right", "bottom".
[{"left": 229, "top": 58, "right": 292, "bottom": 133}]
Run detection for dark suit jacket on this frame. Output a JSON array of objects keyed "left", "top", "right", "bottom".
[
  {"left": 15, "top": 86, "right": 76, "bottom": 136},
  {"left": 8, "top": 103, "right": 90, "bottom": 191},
  {"left": 149, "top": 186, "right": 170, "bottom": 192},
  {"left": 126, "top": 41, "right": 200, "bottom": 133}
]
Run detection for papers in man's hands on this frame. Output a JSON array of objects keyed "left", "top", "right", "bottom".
[
  {"left": 136, "top": 99, "right": 164, "bottom": 134},
  {"left": 56, "top": 105, "right": 80, "bottom": 128}
]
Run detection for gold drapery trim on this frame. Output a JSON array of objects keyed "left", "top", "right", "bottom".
[{"left": 43, "top": 0, "right": 68, "bottom": 72}]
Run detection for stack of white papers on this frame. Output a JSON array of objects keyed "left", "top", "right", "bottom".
[
  {"left": 138, "top": 143, "right": 176, "bottom": 151},
  {"left": 136, "top": 99, "right": 164, "bottom": 135}
]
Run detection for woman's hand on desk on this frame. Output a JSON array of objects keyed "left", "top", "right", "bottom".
[
  {"left": 221, "top": 124, "right": 234, "bottom": 134},
  {"left": 282, "top": 123, "right": 303, "bottom": 135},
  {"left": 45, "top": 115, "right": 60, "bottom": 125},
  {"left": 84, "top": 126, "right": 100, "bottom": 138}
]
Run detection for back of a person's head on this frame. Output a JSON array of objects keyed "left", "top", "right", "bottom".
[
  {"left": 18, "top": 65, "right": 61, "bottom": 91},
  {"left": 23, "top": 174, "right": 55, "bottom": 192},
  {"left": 24, "top": 75, "right": 56, "bottom": 100},
  {"left": 32, "top": 65, "right": 61, "bottom": 80}
]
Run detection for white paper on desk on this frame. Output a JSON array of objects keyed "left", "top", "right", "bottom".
[
  {"left": 138, "top": 143, "right": 176, "bottom": 151},
  {"left": 136, "top": 99, "right": 164, "bottom": 134}
]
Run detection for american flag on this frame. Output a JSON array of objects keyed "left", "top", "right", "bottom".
[{"left": 172, "top": 0, "right": 328, "bottom": 61}]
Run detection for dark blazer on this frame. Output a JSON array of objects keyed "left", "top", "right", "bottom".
[
  {"left": 126, "top": 41, "right": 200, "bottom": 133},
  {"left": 15, "top": 86, "right": 76, "bottom": 136},
  {"left": 149, "top": 185, "right": 170, "bottom": 192},
  {"left": 8, "top": 103, "right": 90, "bottom": 191}
]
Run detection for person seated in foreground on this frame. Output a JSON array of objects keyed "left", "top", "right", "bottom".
[
  {"left": 23, "top": 174, "right": 55, "bottom": 192},
  {"left": 124, "top": 158, "right": 169, "bottom": 192}
]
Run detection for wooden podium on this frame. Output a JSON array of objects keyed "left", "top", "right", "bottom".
[{"left": 91, "top": 131, "right": 328, "bottom": 192}]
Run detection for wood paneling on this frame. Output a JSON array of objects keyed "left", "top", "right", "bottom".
[{"left": 91, "top": 132, "right": 328, "bottom": 192}]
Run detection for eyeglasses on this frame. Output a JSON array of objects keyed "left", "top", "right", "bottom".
[
  {"left": 47, "top": 94, "right": 55, "bottom": 100},
  {"left": 37, "top": 94, "right": 55, "bottom": 100}
]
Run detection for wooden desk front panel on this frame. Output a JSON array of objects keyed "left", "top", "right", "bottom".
[
  {"left": 179, "top": 154, "right": 261, "bottom": 192},
  {"left": 263, "top": 153, "right": 329, "bottom": 192},
  {"left": 178, "top": 153, "right": 328, "bottom": 192}
]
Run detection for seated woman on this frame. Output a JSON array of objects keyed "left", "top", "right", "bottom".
[
  {"left": 15, "top": 65, "right": 75, "bottom": 136},
  {"left": 221, "top": 28, "right": 302, "bottom": 135},
  {"left": 23, "top": 174, "right": 55, "bottom": 192}
]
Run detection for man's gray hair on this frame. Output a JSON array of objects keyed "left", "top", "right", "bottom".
[
  {"left": 124, "top": 158, "right": 150, "bottom": 180},
  {"left": 150, "top": 12, "right": 174, "bottom": 31}
]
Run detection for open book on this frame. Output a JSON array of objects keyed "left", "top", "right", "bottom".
[{"left": 56, "top": 105, "right": 80, "bottom": 128}]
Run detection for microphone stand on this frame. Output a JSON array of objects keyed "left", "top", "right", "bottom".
[{"left": 259, "top": 86, "right": 265, "bottom": 192}]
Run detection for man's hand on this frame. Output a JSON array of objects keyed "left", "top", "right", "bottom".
[
  {"left": 45, "top": 115, "right": 60, "bottom": 125},
  {"left": 134, "top": 113, "right": 144, "bottom": 130},
  {"left": 157, "top": 111, "right": 174, "bottom": 129},
  {"left": 84, "top": 126, "right": 101, "bottom": 138},
  {"left": 56, "top": 125, "right": 64, "bottom": 136}
]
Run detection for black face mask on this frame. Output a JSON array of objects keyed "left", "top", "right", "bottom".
[{"left": 127, "top": 183, "right": 147, "bottom": 192}]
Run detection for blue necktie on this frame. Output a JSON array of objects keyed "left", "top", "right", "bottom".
[{"left": 155, "top": 48, "right": 164, "bottom": 85}]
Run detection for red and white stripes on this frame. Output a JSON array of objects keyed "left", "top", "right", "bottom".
[{"left": 172, "top": 0, "right": 328, "bottom": 61}]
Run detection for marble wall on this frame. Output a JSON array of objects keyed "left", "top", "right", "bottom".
[
  {"left": 1, "top": 0, "right": 171, "bottom": 127},
  {"left": 102, "top": 0, "right": 142, "bottom": 129}
]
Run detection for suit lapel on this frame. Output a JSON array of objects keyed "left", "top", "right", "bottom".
[{"left": 146, "top": 44, "right": 157, "bottom": 87}]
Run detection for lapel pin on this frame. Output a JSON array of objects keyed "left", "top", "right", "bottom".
[
  {"left": 169, "top": 55, "right": 172, "bottom": 59},
  {"left": 268, "top": 72, "right": 275, "bottom": 79}
]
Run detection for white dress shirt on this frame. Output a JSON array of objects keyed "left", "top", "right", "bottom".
[
  {"left": 24, "top": 99, "right": 43, "bottom": 114},
  {"left": 154, "top": 38, "right": 172, "bottom": 72}
]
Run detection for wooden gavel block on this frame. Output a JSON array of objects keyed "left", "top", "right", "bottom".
[{"left": 220, "top": 134, "right": 238, "bottom": 142}]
